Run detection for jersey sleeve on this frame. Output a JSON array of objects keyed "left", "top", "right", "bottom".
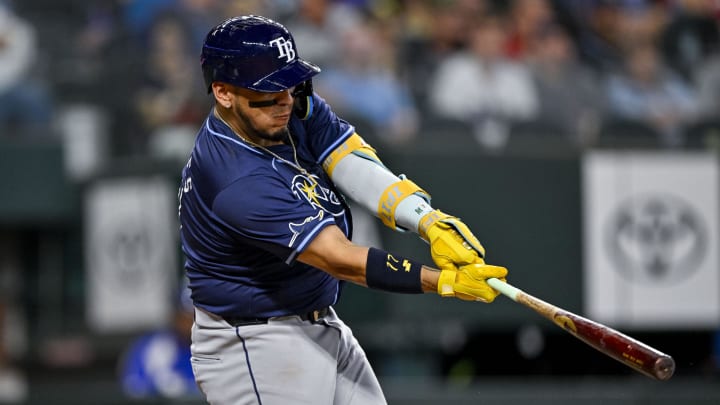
[
  {"left": 211, "top": 173, "right": 337, "bottom": 263},
  {"left": 302, "top": 94, "right": 356, "bottom": 164}
]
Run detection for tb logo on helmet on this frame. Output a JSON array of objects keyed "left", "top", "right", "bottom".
[{"left": 269, "top": 37, "right": 296, "bottom": 63}]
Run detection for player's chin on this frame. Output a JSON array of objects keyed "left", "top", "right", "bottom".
[{"left": 264, "top": 126, "right": 290, "bottom": 142}]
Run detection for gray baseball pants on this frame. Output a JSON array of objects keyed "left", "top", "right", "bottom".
[{"left": 191, "top": 306, "right": 387, "bottom": 405}]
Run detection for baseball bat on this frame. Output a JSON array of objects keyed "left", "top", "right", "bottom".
[{"left": 486, "top": 278, "right": 675, "bottom": 381}]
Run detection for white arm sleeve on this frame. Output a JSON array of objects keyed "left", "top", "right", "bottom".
[{"left": 330, "top": 153, "right": 434, "bottom": 233}]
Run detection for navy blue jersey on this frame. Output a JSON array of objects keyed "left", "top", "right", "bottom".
[{"left": 179, "top": 94, "right": 354, "bottom": 318}]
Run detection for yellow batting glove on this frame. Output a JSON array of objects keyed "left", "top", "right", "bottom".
[
  {"left": 419, "top": 210, "right": 486, "bottom": 272},
  {"left": 437, "top": 262, "right": 508, "bottom": 303}
]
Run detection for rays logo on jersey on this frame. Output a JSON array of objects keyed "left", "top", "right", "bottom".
[
  {"left": 291, "top": 173, "right": 343, "bottom": 216},
  {"left": 288, "top": 173, "right": 345, "bottom": 248}
]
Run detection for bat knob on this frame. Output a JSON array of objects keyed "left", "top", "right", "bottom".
[{"left": 653, "top": 356, "right": 675, "bottom": 381}]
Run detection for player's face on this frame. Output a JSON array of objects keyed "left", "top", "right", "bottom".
[{"left": 232, "top": 87, "right": 294, "bottom": 144}]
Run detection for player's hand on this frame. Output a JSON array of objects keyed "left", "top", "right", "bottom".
[
  {"left": 420, "top": 210, "right": 485, "bottom": 271},
  {"left": 437, "top": 261, "right": 508, "bottom": 303}
]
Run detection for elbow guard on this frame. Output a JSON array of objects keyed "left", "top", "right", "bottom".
[{"left": 323, "top": 133, "right": 382, "bottom": 177}]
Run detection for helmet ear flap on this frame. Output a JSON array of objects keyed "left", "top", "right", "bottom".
[
  {"left": 292, "top": 80, "right": 314, "bottom": 120},
  {"left": 203, "top": 64, "right": 215, "bottom": 94}
]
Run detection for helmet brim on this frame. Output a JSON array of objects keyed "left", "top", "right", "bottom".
[{"left": 247, "top": 58, "right": 321, "bottom": 92}]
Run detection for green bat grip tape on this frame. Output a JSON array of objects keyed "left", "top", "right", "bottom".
[{"left": 487, "top": 277, "right": 520, "bottom": 302}]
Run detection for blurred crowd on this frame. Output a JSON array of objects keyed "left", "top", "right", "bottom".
[{"left": 1, "top": 0, "right": 720, "bottom": 156}]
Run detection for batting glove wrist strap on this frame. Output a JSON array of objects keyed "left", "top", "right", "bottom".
[{"left": 365, "top": 247, "right": 423, "bottom": 294}]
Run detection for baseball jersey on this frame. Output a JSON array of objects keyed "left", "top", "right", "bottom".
[{"left": 179, "top": 94, "right": 355, "bottom": 318}]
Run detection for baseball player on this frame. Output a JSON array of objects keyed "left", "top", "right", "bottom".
[{"left": 179, "top": 15, "right": 508, "bottom": 405}]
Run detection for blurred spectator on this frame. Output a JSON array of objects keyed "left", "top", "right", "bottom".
[
  {"left": 70, "top": 1, "right": 144, "bottom": 157},
  {"left": 606, "top": 39, "right": 700, "bottom": 147},
  {"left": 661, "top": 0, "right": 720, "bottom": 80},
  {"left": 429, "top": 13, "right": 538, "bottom": 150},
  {"left": 283, "top": 0, "right": 362, "bottom": 69},
  {"left": 121, "top": 0, "right": 177, "bottom": 37},
  {"left": 118, "top": 279, "right": 199, "bottom": 399},
  {"left": 526, "top": 22, "right": 606, "bottom": 147},
  {"left": 314, "top": 18, "right": 419, "bottom": 145},
  {"left": 74, "top": 1, "right": 220, "bottom": 157},
  {"left": 173, "top": 0, "right": 224, "bottom": 52},
  {"left": 504, "top": 0, "right": 555, "bottom": 60},
  {"left": 554, "top": 0, "right": 632, "bottom": 73},
  {"left": 220, "top": 0, "right": 275, "bottom": 20},
  {"left": 0, "top": 3, "right": 53, "bottom": 137},
  {"left": 133, "top": 12, "right": 208, "bottom": 159},
  {"left": 397, "top": 0, "right": 484, "bottom": 114},
  {"left": 121, "top": 0, "right": 222, "bottom": 51},
  {"left": 695, "top": 53, "right": 720, "bottom": 119},
  {"left": 74, "top": 1, "right": 123, "bottom": 74}
]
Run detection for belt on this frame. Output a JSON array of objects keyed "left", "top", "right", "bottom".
[{"left": 223, "top": 307, "right": 330, "bottom": 327}]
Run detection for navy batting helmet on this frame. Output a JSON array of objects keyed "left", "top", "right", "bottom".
[{"left": 201, "top": 15, "right": 320, "bottom": 93}]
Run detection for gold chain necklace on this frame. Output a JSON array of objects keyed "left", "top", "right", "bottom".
[{"left": 214, "top": 108, "right": 318, "bottom": 187}]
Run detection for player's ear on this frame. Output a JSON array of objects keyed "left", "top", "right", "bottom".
[{"left": 212, "top": 82, "right": 233, "bottom": 109}]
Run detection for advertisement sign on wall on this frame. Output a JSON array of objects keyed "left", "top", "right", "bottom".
[
  {"left": 85, "top": 176, "right": 178, "bottom": 332},
  {"left": 582, "top": 152, "right": 719, "bottom": 329}
]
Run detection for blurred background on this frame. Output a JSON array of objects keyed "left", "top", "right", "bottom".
[{"left": 1, "top": 0, "right": 720, "bottom": 403}]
